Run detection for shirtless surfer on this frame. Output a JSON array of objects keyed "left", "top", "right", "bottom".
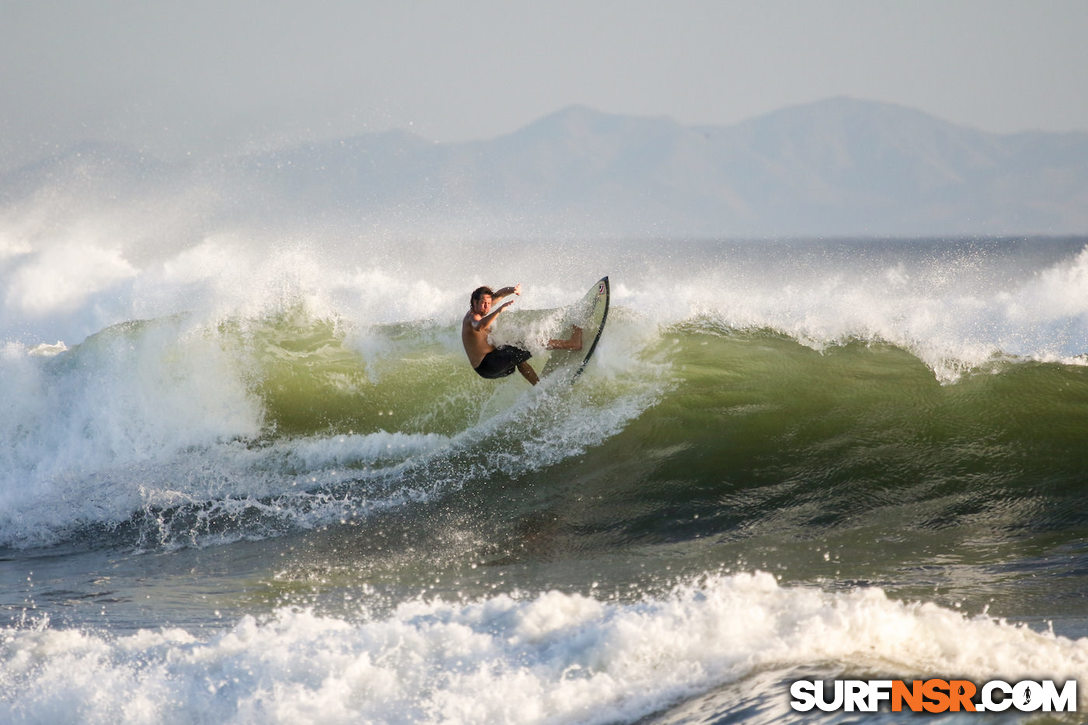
[{"left": 462, "top": 284, "right": 582, "bottom": 385}]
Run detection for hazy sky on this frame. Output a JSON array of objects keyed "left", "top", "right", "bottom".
[{"left": 2, "top": 0, "right": 1086, "bottom": 169}]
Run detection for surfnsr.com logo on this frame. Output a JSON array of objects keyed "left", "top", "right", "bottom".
[{"left": 790, "top": 679, "right": 1077, "bottom": 714}]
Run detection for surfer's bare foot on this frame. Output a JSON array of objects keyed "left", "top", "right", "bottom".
[
  {"left": 546, "top": 326, "right": 583, "bottom": 351},
  {"left": 568, "top": 326, "right": 583, "bottom": 350}
]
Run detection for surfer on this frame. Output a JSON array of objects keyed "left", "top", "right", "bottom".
[{"left": 462, "top": 284, "right": 582, "bottom": 385}]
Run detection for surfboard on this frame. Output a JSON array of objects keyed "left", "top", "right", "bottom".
[{"left": 540, "top": 276, "right": 610, "bottom": 380}]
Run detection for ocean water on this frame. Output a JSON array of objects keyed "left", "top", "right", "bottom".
[{"left": 2, "top": 230, "right": 1088, "bottom": 723}]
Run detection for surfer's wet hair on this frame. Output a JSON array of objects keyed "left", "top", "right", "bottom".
[{"left": 471, "top": 286, "right": 494, "bottom": 307}]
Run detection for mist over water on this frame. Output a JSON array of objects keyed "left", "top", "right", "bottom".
[{"left": 2, "top": 190, "right": 1088, "bottom": 722}]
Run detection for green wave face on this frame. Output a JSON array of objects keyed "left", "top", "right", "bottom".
[
  {"left": 6, "top": 247, "right": 1088, "bottom": 622},
  {"left": 228, "top": 309, "right": 482, "bottom": 437},
  {"left": 228, "top": 305, "right": 1088, "bottom": 549}
]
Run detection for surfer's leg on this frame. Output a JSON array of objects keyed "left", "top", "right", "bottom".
[
  {"left": 546, "top": 326, "right": 583, "bottom": 351},
  {"left": 517, "top": 361, "right": 540, "bottom": 386}
]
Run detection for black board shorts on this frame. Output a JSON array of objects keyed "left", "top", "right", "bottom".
[{"left": 474, "top": 345, "right": 532, "bottom": 379}]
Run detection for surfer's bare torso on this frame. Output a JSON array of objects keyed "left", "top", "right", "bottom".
[{"left": 462, "top": 285, "right": 519, "bottom": 368}]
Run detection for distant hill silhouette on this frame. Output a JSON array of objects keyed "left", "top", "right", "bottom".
[{"left": 4, "top": 98, "right": 1087, "bottom": 238}]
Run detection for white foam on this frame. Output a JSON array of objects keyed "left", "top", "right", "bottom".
[
  {"left": 3, "top": 215, "right": 1086, "bottom": 545},
  {"left": 0, "top": 321, "right": 268, "bottom": 547},
  {"left": 4, "top": 200, "right": 1082, "bottom": 382},
  {"left": 26, "top": 341, "right": 67, "bottom": 357},
  {"left": 630, "top": 242, "right": 1088, "bottom": 382},
  {"left": 285, "top": 431, "right": 451, "bottom": 471},
  {"left": 0, "top": 301, "right": 664, "bottom": 549},
  {"left": 0, "top": 230, "right": 33, "bottom": 262},
  {"left": 2, "top": 573, "right": 1085, "bottom": 724},
  {"left": 6, "top": 240, "right": 136, "bottom": 317},
  {"left": 0, "top": 331, "right": 464, "bottom": 547}
]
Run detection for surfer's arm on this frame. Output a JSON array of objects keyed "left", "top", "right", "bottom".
[
  {"left": 473, "top": 301, "right": 514, "bottom": 332},
  {"left": 491, "top": 284, "right": 521, "bottom": 301}
]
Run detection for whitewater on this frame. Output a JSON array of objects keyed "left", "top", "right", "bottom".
[{"left": 3, "top": 218, "right": 1088, "bottom": 722}]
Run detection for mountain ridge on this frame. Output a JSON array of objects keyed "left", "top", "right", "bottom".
[{"left": 3, "top": 98, "right": 1086, "bottom": 237}]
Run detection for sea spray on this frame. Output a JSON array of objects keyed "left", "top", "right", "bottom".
[
  {"left": 4, "top": 233, "right": 1088, "bottom": 724},
  {"left": 2, "top": 573, "right": 1086, "bottom": 724},
  {"left": 0, "top": 297, "right": 666, "bottom": 550}
]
